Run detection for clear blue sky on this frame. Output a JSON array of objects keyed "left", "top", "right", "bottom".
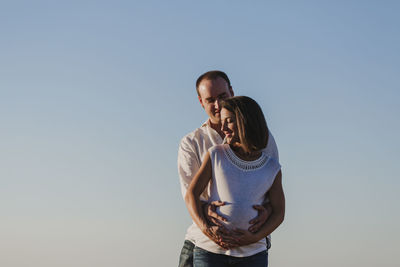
[{"left": 1, "top": 1, "right": 399, "bottom": 266}]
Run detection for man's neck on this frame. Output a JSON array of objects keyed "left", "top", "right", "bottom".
[{"left": 208, "top": 119, "right": 225, "bottom": 139}]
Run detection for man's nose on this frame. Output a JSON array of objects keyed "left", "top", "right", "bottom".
[{"left": 214, "top": 99, "right": 220, "bottom": 110}]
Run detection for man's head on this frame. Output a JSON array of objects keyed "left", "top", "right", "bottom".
[{"left": 196, "top": 70, "right": 234, "bottom": 124}]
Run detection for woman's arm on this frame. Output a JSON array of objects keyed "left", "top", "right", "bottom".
[
  {"left": 184, "top": 151, "right": 213, "bottom": 232},
  {"left": 185, "top": 151, "right": 239, "bottom": 249},
  {"left": 256, "top": 170, "right": 285, "bottom": 236}
]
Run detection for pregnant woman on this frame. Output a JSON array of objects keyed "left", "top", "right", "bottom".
[{"left": 185, "top": 96, "right": 285, "bottom": 267}]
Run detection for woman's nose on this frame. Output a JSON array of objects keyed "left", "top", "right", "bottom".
[{"left": 221, "top": 122, "right": 226, "bottom": 132}]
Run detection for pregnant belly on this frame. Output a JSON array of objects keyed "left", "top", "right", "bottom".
[{"left": 217, "top": 203, "right": 258, "bottom": 230}]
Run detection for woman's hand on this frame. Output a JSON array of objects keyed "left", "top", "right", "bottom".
[
  {"left": 203, "top": 200, "right": 228, "bottom": 226},
  {"left": 248, "top": 203, "right": 272, "bottom": 233}
]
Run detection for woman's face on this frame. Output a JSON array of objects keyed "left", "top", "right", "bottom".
[{"left": 221, "top": 108, "right": 239, "bottom": 145}]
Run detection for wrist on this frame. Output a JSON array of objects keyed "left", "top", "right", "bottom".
[{"left": 252, "top": 230, "right": 265, "bottom": 241}]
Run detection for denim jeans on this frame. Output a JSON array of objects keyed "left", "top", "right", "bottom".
[
  {"left": 193, "top": 246, "right": 268, "bottom": 267},
  {"left": 178, "top": 240, "right": 195, "bottom": 267}
]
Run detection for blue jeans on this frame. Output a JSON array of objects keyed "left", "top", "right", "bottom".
[
  {"left": 193, "top": 246, "right": 268, "bottom": 267},
  {"left": 178, "top": 240, "right": 195, "bottom": 267}
]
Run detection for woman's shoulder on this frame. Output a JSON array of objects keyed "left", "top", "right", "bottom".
[{"left": 264, "top": 155, "right": 281, "bottom": 175}]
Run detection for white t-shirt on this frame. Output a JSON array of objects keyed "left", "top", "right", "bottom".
[
  {"left": 177, "top": 120, "right": 279, "bottom": 244},
  {"left": 192, "top": 144, "right": 281, "bottom": 257}
]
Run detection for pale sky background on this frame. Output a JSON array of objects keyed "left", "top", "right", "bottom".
[{"left": 1, "top": 1, "right": 399, "bottom": 266}]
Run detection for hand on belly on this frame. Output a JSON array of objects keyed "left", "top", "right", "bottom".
[{"left": 217, "top": 202, "right": 258, "bottom": 230}]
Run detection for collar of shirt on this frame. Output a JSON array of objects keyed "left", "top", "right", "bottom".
[{"left": 201, "top": 119, "right": 227, "bottom": 144}]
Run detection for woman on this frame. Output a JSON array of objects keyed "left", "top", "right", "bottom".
[{"left": 185, "top": 96, "right": 285, "bottom": 267}]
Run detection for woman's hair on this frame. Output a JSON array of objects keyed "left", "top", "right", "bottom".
[{"left": 220, "top": 96, "right": 269, "bottom": 153}]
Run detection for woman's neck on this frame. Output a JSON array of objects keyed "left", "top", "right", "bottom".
[{"left": 229, "top": 143, "right": 261, "bottom": 161}]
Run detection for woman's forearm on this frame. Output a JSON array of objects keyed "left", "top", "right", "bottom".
[
  {"left": 253, "top": 209, "right": 285, "bottom": 240},
  {"left": 184, "top": 152, "right": 213, "bottom": 232},
  {"left": 185, "top": 190, "right": 208, "bottom": 231},
  {"left": 255, "top": 170, "right": 285, "bottom": 240}
]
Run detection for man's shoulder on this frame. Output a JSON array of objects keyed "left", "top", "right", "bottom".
[{"left": 179, "top": 125, "right": 209, "bottom": 146}]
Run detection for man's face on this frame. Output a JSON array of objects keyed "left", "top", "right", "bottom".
[{"left": 198, "top": 77, "right": 234, "bottom": 124}]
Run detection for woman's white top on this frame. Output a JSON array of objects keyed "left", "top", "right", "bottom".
[{"left": 193, "top": 144, "right": 281, "bottom": 257}]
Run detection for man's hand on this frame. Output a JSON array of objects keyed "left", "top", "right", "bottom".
[
  {"left": 230, "top": 228, "right": 261, "bottom": 247},
  {"left": 248, "top": 204, "right": 272, "bottom": 233},
  {"left": 203, "top": 200, "right": 228, "bottom": 226},
  {"left": 202, "top": 225, "right": 241, "bottom": 249},
  {"left": 202, "top": 201, "right": 243, "bottom": 249}
]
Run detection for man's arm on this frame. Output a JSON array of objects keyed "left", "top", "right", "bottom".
[{"left": 178, "top": 137, "right": 201, "bottom": 199}]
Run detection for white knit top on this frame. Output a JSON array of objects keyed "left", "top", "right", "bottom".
[
  {"left": 178, "top": 121, "right": 279, "bottom": 245},
  {"left": 193, "top": 144, "right": 281, "bottom": 257}
]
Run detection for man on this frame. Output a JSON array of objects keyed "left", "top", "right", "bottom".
[{"left": 177, "top": 70, "right": 279, "bottom": 267}]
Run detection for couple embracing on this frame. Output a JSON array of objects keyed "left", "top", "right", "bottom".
[{"left": 178, "top": 71, "right": 285, "bottom": 267}]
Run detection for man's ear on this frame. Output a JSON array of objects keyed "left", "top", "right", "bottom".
[{"left": 198, "top": 95, "right": 205, "bottom": 108}]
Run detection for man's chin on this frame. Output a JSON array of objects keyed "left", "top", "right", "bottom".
[{"left": 209, "top": 117, "right": 221, "bottom": 125}]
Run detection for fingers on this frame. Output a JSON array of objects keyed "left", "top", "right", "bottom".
[
  {"left": 204, "top": 201, "right": 227, "bottom": 223},
  {"left": 232, "top": 228, "right": 246, "bottom": 235},
  {"left": 217, "top": 227, "right": 241, "bottom": 244},
  {"left": 219, "top": 240, "right": 239, "bottom": 249},
  {"left": 207, "top": 228, "right": 235, "bottom": 250},
  {"left": 249, "top": 216, "right": 260, "bottom": 225},
  {"left": 215, "top": 225, "right": 229, "bottom": 235},
  {"left": 210, "top": 200, "right": 226, "bottom": 207},
  {"left": 206, "top": 203, "right": 228, "bottom": 222},
  {"left": 252, "top": 205, "right": 266, "bottom": 212},
  {"left": 211, "top": 227, "right": 248, "bottom": 249},
  {"left": 249, "top": 215, "right": 267, "bottom": 225},
  {"left": 249, "top": 205, "right": 269, "bottom": 230},
  {"left": 209, "top": 217, "right": 224, "bottom": 227},
  {"left": 218, "top": 235, "right": 241, "bottom": 248},
  {"left": 208, "top": 211, "right": 227, "bottom": 222},
  {"left": 248, "top": 221, "right": 263, "bottom": 233},
  {"left": 249, "top": 205, "right": 266, "bottom": 224}
]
